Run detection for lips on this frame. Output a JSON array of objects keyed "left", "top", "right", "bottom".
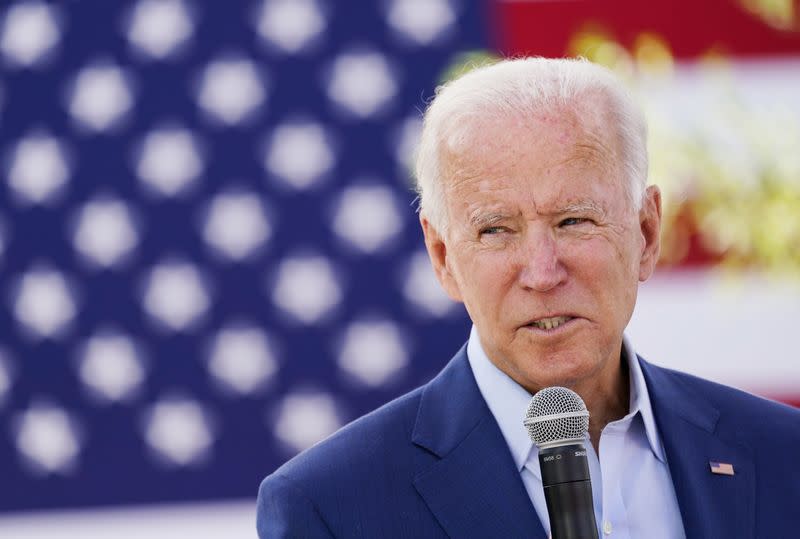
[
  {"left": 520, "top": 313, "right": 583, "bottom": 333},
  {"left": 528, "top": 315, "right": 573, "bottom": 330}
]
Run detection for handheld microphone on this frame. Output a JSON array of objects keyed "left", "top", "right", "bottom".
[{"left": 524, "top": 387, "right": 598, "bottom": 539}]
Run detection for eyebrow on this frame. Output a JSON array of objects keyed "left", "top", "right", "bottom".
[
  {"left": 468, "top": 209, "right": 515, "bottom": 229},
  {"left": 556, "top": 200, "right": 605, "bottom": 215}
]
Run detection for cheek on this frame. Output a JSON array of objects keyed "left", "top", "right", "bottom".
[
  {"left": 564, "top": 237, "right": 639, "bottom": 298},
  {"left": 561, "top": 235, "right": 611, "bottom": 265},
  {"left": 567, "top": 231, "right": 639, "bottom": 272},
  {"left": 454, "top": 249, "right": 516, "bottom": 313},
  {"left": 582, "top": 239, "right": 640, "bottom": 316}
]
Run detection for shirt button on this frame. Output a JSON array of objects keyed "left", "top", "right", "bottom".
[{"left": 603, "top": 521, "right": 613, "bottom": 535}]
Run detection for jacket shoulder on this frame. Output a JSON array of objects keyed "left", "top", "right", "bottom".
[
  {"left": 257, "top": 386, "right": 433, "bottom": 537},
  {"left": 268, "top": 385, "right": 425, "bottom": 484},
  {"left": 647, "top": 362, "right": 800, "bottom": 443},
  {"left": 257, "top": 473, "right": 335, "bottom": 538}
]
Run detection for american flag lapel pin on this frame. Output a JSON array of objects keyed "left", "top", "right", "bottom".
[{"left": 710, "top": 461, "right": 735, "bottom": 476}]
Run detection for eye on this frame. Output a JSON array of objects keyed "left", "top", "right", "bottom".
[
  {"left": 480, "top": 226, "right": 507, "bottom": 236},
  {"left": 559, "top": 217, "right": 590, "bottom": 227}
]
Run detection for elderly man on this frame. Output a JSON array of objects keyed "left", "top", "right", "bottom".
[{"left": 257, "top": 58, "right": 800, "bottom": 538}]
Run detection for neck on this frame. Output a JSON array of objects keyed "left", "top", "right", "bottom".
[{"left": 576, "top": 349, "right": 630, "bottom": 453}]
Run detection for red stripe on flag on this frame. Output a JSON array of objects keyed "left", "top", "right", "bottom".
[{"left": 491, "top": 0, "right": 800, "bottom": 59}]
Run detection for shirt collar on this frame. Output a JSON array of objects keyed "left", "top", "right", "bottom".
[
  {"left": 625, "top": 335, "right": 666, "bottom": 463},
  {"left": 466, "top": 325, "right": 666, "bottom": 473}
]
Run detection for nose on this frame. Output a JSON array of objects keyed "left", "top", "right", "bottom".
[{"left": 517, "top": 229, "right": 568, "bottom": 292}]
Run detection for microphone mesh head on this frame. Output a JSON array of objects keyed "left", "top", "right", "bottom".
[{"left": 524, "top": 386, "right": 589, "bottom": 447}]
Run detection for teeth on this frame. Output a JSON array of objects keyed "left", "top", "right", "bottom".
[{"left": 531, "top": 316, "right": 571, "bottom": 330}]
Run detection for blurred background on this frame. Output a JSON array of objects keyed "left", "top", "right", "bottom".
[{"left": 0, "top": 0, "right": 798, "bottom": 536}]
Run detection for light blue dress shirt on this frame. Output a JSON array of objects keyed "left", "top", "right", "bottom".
[{"left": 466, "top": 326, "right": 686, "bottom": 538}]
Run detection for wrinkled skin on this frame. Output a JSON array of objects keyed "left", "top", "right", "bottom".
[{"left": 421, "top": 98, "right": 662, "bottom": 438}]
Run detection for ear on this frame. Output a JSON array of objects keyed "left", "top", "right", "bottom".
[
  {"left": 420, "top": 214, "right": 464, "bottom": 302},
  {"left": 638, "top": 185, "right": 662, "bottom": 282}
]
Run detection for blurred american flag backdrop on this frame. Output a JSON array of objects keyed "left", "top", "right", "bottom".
[{"left": 0, "top": 0, "right": 798, "bottom": 537}]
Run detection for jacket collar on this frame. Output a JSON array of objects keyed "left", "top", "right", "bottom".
[
  {"left": 640, "top": 357, "right": 755, "bottom": 538},
  {"left": 411, "top": 345, "right": 546, "bottom": 539}
]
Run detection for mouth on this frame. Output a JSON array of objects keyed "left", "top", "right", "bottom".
[{"left": 524, "top": 315, "right": 576, "bottom": 331}]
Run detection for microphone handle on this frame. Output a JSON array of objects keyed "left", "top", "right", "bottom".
[{"left": 539, "top": 443, "right": 598, "bottom": 539}]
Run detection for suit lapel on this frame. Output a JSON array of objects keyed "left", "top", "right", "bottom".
[
  {"left": 411, "top": 347, "right": 546, "bottom": 539},
  {"left": 640, "top": 359, "right": 755, "bottom": 538}
]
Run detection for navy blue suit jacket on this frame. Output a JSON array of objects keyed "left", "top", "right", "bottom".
[{"left": 257, "top": 345, "right": 800, "bottom": 538}]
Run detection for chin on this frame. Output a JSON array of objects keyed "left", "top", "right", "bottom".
[{"left": 515, "top": 352, "right": 600, "bottom": 392}]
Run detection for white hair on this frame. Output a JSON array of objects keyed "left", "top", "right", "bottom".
[{"left": 414, "top": 57, "right": 648, "bottom": 234}]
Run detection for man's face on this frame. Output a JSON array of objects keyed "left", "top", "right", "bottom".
[{"left": 422, "top": 100, "right": 661, "bottom": 394}]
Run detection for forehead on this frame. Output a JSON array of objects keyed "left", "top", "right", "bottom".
[{"left": 440, "top": 100, "right": 625, "bottom": 216}]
